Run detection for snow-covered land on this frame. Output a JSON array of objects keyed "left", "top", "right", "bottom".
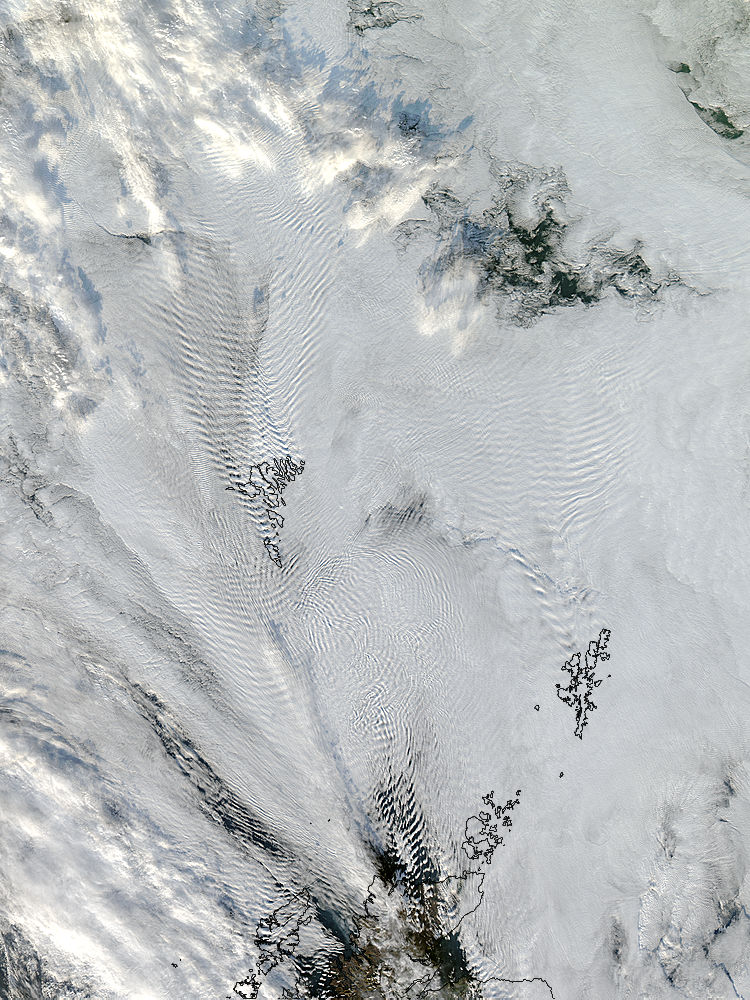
[{"left": 1, "top": 0, "right": 750, "bottom": 997}]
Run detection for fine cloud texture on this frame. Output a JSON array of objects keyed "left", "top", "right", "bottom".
[{"left": 1, "top": 1, "right": 750, "bottom": 998}]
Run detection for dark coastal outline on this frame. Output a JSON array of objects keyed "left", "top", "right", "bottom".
[
  {"left": 226, "top": 454, "right": 305, "bottom": 567},
  {"left": 556, "top": 628, "right": 611, "bottom": 739},
  {"left": 233, "top": 789, "right": 556, "bottom": 999},
  {"left": 347, "top": 0, "right": 422, "bottom": 34}
]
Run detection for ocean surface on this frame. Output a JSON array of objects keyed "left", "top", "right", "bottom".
[{"left": 1, "top": 0, "right": 750, "bottom": 997}]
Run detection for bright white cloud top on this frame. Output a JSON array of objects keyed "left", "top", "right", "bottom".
[{"left": 1, "top": 1, "right": 749, "bottom": 998}]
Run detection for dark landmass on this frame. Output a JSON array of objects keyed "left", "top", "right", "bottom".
[
  {"left": 402, "top": 169, "right": 682, "bottom": 326},
  {"left": 668, "top": 62, "right": 745, "bottom": 140},
  {"left": 688, "top": 101, "right": 744, "bottom": 140},
  {"left": 348, "top": 0, "right": 422, "bottom": 34},
  {"left": 234, "top": 789, "right": 556, "bottom": 999}
]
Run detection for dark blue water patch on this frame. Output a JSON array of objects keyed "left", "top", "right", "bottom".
[
  {"left": 313, "top": 903, "right": 355, "bottom": 958},
  {"left": 713, "top": 896, "right": 746, "bottom": 938},
  {"left": 0, "top": 648, "right": 26, "bottom": 662},
  {"left": 93, "top": 354, "right": 112, "bottom": 377},
  {"left": 643, "top": 866, "right": 750, "bottom": 993}
]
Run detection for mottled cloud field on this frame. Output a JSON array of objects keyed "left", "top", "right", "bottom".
[{"left": 1, "top": 1, "right": 750, "bottom": 998}]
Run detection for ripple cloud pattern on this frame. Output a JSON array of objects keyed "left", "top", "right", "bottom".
[{"left": 1, "top": 0, "right": 750, "bottom": 998}]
